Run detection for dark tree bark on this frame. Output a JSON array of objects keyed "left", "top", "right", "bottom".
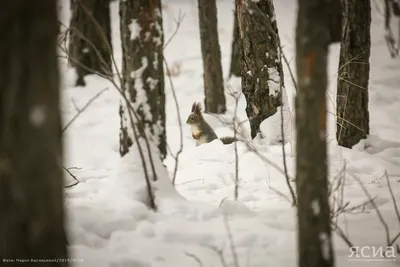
[
  {"left": 69, "top": 0, "right": 112, "bottom": 86},
  {"left": 336, "top": 0, "right": 370, "bottom": 148},
  {"left": 295, "top": 0, "right": 334, "bottom": 267},
  {"left": 119, "top": 0, "right": 167, "bottom": 160},
  {"left": 328, "top": 0, "right": 342, "bottom": 43},
  {"left": 0, "top": 1, "right": 68, "bottom": 264},
  {"left": 197, "top": 0, "right": 226, "bottom": 114},
  {"left": 236, "top": 0, "right": 284, "bottom": 139},
  {"left": 229, "top": 4, "right": 241, "bottom": 77}
]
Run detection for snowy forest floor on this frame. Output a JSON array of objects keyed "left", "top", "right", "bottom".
[{"left": 60, "top": 0, "right": 400, "bottom": 266}]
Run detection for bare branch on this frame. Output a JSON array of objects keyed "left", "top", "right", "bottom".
[
  {"left": 332, "top": 222, "right": 354, "bottom": 248},
  {"left": 279, "top": 85, "right": 296, "bottom": 207},
  {"left": 63, "top": 166, "right": 80, "bottom": 188},
  {"left": 280, "top": 49, "right": 298, "bottom": 92},
  {"left": 389, "top": 231, "right": 400, "bottom": 247},
  {"left": 163, "top": 61, "right": 184, "bottom": 185},
  {"left": 350, "top": 173, "right": 391, "bottom": 246},
  {"left": 183, "top": 252, "right": 204, "bottom": 267},
  {"left": 163, "top": 10, "right": 186, "bottom": 50},
  {"left": 162, "top": 10, "right": 186, "bottom": 185},
  {"left": 385, "top": 171, "right": 400, "bottom": 224},
  {"left": 62, "top": 87, "right": 108, "bottom": 133},
  {"left": 208, "top": 246, "right": 229, "bottom": 267},
  {"left": 223, "top": 213, "right": 240, "bottom": 267},
  {"left": 225, "top": 84, "right": 241, "bottom": 201}
]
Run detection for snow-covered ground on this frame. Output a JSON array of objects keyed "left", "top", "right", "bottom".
[{"left": 59, "top": 0, "right": 400, "bottom": 266}]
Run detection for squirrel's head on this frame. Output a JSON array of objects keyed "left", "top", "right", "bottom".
[{"left": 186, "top": 102, "right": 203, "bottom": 125}]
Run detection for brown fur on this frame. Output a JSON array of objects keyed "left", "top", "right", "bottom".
[{"left": 192, "top": 131, "right": 203, "bottom": 140}]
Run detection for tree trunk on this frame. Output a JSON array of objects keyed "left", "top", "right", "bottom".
[
  {"left": 119, "top": 0, "right": 167, "bottom": 160},
  {"left": 0, "top": 1, "right": 68, "bottom": 264},
  {"left": 236, "top": 0, "right": 284, "bottom": 139},
  {"left": 197, "top": 0, "right": 226, "bottom": 114},
  {"left": 69, "top": 0, "right": 112, "bottom": 86},
  {"left": 336, "top": 0, "right": 370, "bottom": 148},
  {"left": 295, "top": 0, "right": 334, "bottom": 267},
  {"left": 229, "top": 3, "right": 241, "bottom": 78},
  {"left": 328, "top": 0, "right": 342, "bottom": 43}
]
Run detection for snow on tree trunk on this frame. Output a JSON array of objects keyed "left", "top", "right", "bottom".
[
  {"left": 336, "top": 0, "right": 370, "bottom": 148},
  {"left": 68, "top": 0, "right": 112, "bottom": 86},
  {"left": 229, "top": 3, "right": 241, "bottom": 78},
  {"left": 119, "top": 0, "right": 167, "bottom": 160},
  {"left": 0, "top": 1, "right": 68, "bottom": 262},
  {"left": 197, "top": 0, "right": 227, "bottom": 114},
  {"left": 295, "top": 0, "right": 334, "bottom": 266},
  {"left": 236, "top": 0, "right": 286, "bottom": 140}
]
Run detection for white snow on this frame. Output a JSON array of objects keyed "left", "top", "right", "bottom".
[
  {"left": 30, "top": 105, "right": 47, "bottom": 127},
  {"left": 311, "top": 199, "right": 320, "bottom": 215},
  {"left": 129, "top": 57, "right": 153, "bottom": 122},
  {"left": 152, "top": 8, "right": 163, "bottom": 47},
  {"left": 267, "top": 66, "right": 280, "bottom": 96},
  {"left": 319, "top": 232, "right": 331, "bottom": 260},
  {"left": 128, "top": 19, "right": 141, "bottom": 41},
  {"left": 58, "top": 0, "right": 400, "bottom": 266}
]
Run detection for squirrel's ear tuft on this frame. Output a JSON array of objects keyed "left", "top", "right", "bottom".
[
  {"left": 191, "top": 102, "right": 196, "bottom": 113},
  {"left": 193, "top": 102, "right": 202, "bottom": 115}
]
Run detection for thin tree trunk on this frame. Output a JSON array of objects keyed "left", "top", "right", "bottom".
[
  {"left": 0, "top": 1, "right": 68, "bottom": 264},
  {"left": 119, "top": 0, "right": 167, "bottom": 160},
  {"left": 229, "top": 3, "right": 241, "bottom": 78},
  {"left": 295, "top": 0, "right": 334, "bottom": 266},
  {"left": 236, "top": 0, "right": 284, "bottom": 139},
  {"left": 69, "top": 0, "right": 112, "bottom": 86},
  {"left": 197, "top": 0, "right": 226, "bottom": 114},
  {"left": 336, "top": 0, "right": 370, "bottom": 148}
]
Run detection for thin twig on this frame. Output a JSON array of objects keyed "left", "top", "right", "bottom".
[
  {"left": 389, "top": 231, "right": 400, "bottom": 247},
  {"left": 233, "top": 112, "right": 239, "bottom": 201},
  {"left": 164, "top": 56, "right": 184, "bottom": 185},
  {"left": 332, "top": 222, "right": 354, "bottom": 248},
  {"left": 281, "top": 50, "right": 298, "bottom": 92},
  {"left": 350, "top": 173, "right": 391, "bottom": 246},
  {"left": 163, "top": 11, "right": 186, "bottom": 185},
  {"left": 279, "top": 85, "right": 296, "bottom": 206},
  {"left": 226, "top": 84, "right": 241, "bottom": 201},
  {"left": 208, "top": 246, "right": 229, "bottom": 267},
  {"left": 385, "top": 171, "right": 400, "bottom": 224},
  {"left": 184, "top": 252, "right": 204, "bottom": 267},
  {"left": 63, "top": 166, "right": 80, "bottom": 188},
  {"left": 62, "top": 87, "right": 108, "bottom": 133},
  {"left": 163, "top": 10, "right": 186, "bottom": 50},
  {"left": 223, "top": 213, "right": 240, "bottom": 267}
]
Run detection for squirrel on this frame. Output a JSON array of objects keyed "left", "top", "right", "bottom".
[{"left": 186, "top": 102, "right": 237, "bottom": 146}]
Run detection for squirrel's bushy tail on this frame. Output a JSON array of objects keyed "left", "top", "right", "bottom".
[{"left": 219, "top": 136, "right": 238, "bottom": 145}]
